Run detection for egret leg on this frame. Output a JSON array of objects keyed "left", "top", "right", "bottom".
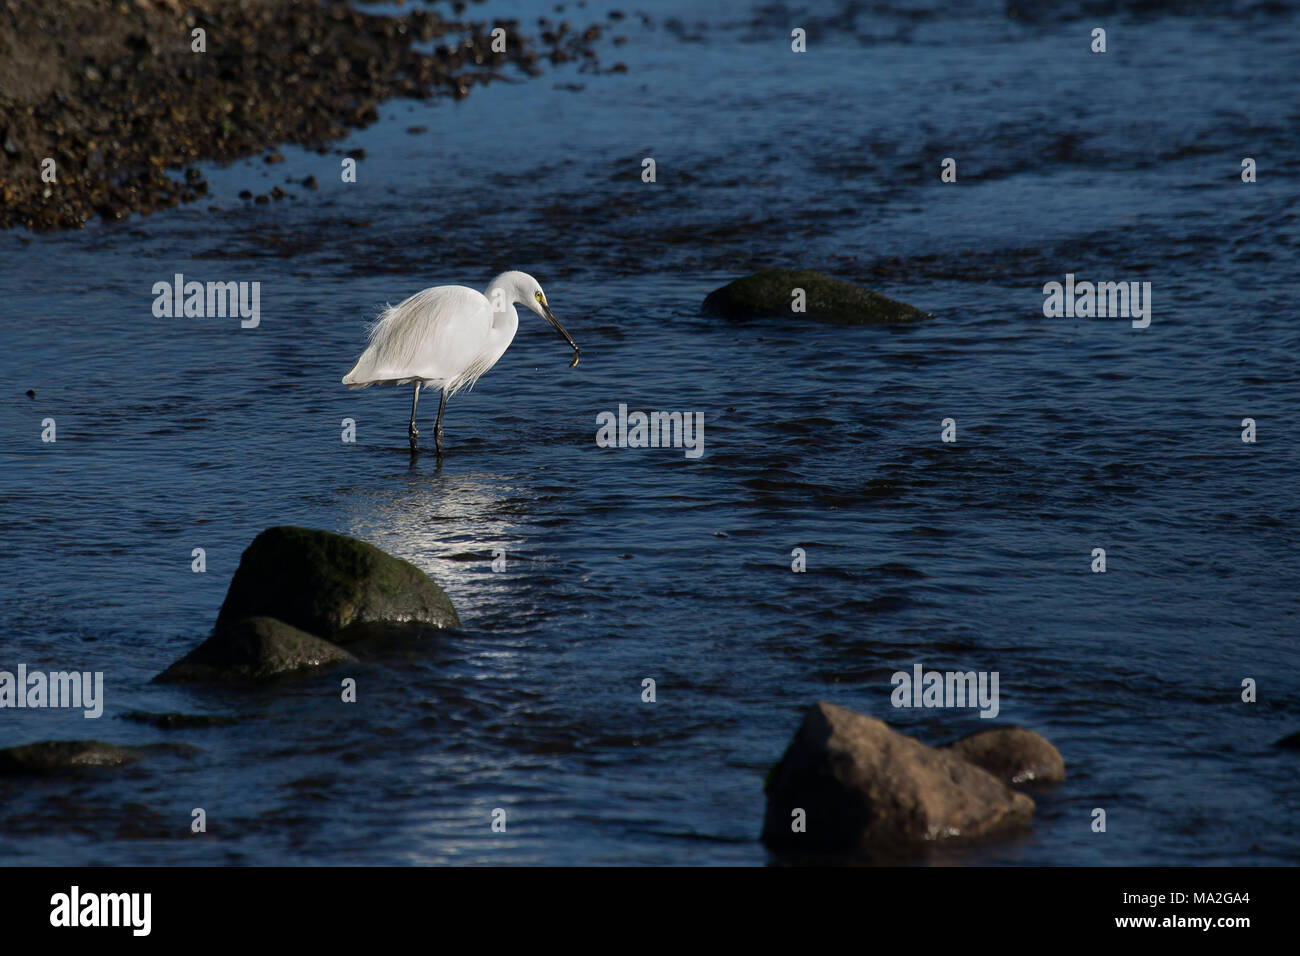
[
  {"left": 434, "top": 389, "right": 447, "bottom": 455},
  {"left": 408, "top": 383, "right": 421, "bottom": 452}
]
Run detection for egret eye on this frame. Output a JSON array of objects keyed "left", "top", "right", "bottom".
[{"left": 535, "top": 291, "right": 544, "bottom": 302}]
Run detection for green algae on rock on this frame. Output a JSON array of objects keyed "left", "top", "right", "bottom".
[
  {"left": 702, "top": 270, "right": 930, "bottom": 325},
  {"left": 214, "top": 526, "right": 460, "bottom": 641}
]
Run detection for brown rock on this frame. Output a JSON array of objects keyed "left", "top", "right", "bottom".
[
  {"left": 762, "top": 702, "right": 1034, "bottom": 858},
  {"left": 942, "top": 726, "right": 1066, "bottom": 785}
]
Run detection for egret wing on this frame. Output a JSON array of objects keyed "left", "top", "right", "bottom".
[{"left": 342, "top": 286, "right": 493, "bottom": 388}]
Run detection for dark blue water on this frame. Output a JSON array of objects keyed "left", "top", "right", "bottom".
[{"left": 2, "top": 0, "right": 1298, "bottom": 865}]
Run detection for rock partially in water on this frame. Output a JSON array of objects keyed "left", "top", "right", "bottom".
[
  {"left": 0, "top": 740, "right": 137, "bottom": 775},
  {"left": 215, "top": 526, "right": 460, "bottom": 642},
  {"left": 762, "top": 702, "right": 1034, "bottom": 859},
  {"left": 941, "top": 726, "right": 1066, "bottom": 785},
  {"left": 702, "top": 270, "right": 930, "bottom": 325},
  {"left": 155, "top": 616, "right": 354, "bottom": 683},
  {"left": 1274, "top": 731, "right": 1300, "bottom": 751}
]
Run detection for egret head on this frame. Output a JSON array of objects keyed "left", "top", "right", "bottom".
[{"left": 494, "top": 271, "right": 581, "bottom": 368}]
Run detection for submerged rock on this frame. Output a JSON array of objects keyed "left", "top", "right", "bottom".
[
  {"left": 214, "top": 525, "right": 460, "bottom": 642},
  {"left": 0, "top": 740, "right": 137, "bottom": 775},
  {"left": 941, "top": 726, "right": 1066, "bottom": 785},
  {"left": 1274, "top": 731, "right": 1300, "bottom": 751},
  {"left": 120, "top": 711, "right": 240, "bottom": 729},
  {"left": 702, "top": 270, "right": 930, "bottom": 325},
  {"left": 155, "top": 616, "right": 354, "bottom": 683},
  {"left": 762, "top": 702, "right": 1034, "bottom": 858}
]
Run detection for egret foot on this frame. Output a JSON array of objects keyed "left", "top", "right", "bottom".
[
  {"left": 434, "top": 389, "right": 447, "bottom": 456},
  {"left": 407, "top": 382, "right": 422, "bottom": 453}
]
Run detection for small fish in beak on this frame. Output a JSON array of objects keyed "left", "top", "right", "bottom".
[{"left": 543, "top": 303, "right": 581, "bottom": 368}]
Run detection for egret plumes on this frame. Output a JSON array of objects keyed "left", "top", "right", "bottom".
[{"left": 343, "top": 271, "right": 580, "bottom": 454}]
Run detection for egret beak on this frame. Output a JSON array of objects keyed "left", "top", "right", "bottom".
[{"left": 542, "top": 303, "right": 581, "bottom": 368}]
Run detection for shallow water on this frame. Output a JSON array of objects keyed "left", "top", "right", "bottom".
[{"left": 2, "top": 0, "right": 1298, "bottom": 865}]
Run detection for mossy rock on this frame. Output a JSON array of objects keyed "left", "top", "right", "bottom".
[
  {"left": 214, "top": 526, "right": 459, "bottom": 642},
  {"left": 0, "top": 740, "right": 137, "bottom": 775},
  {"left": 155, "top": 616, "right": 355, "bottom": 683},
  {"left": 702, "top": 270, "right": 930, "bottom": 325}
]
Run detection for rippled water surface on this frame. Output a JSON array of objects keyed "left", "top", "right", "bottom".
[{"left": 2, "top": 0, "right": 1298, "bottom": 865}]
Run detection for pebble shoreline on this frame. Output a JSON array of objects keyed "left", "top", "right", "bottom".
[{"left": 0, "top": 0, "right": 623, "bottom": 231}]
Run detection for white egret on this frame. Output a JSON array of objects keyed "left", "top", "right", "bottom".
[{"left": 342, "top": 271, "right": 580, "bottom": 454}]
